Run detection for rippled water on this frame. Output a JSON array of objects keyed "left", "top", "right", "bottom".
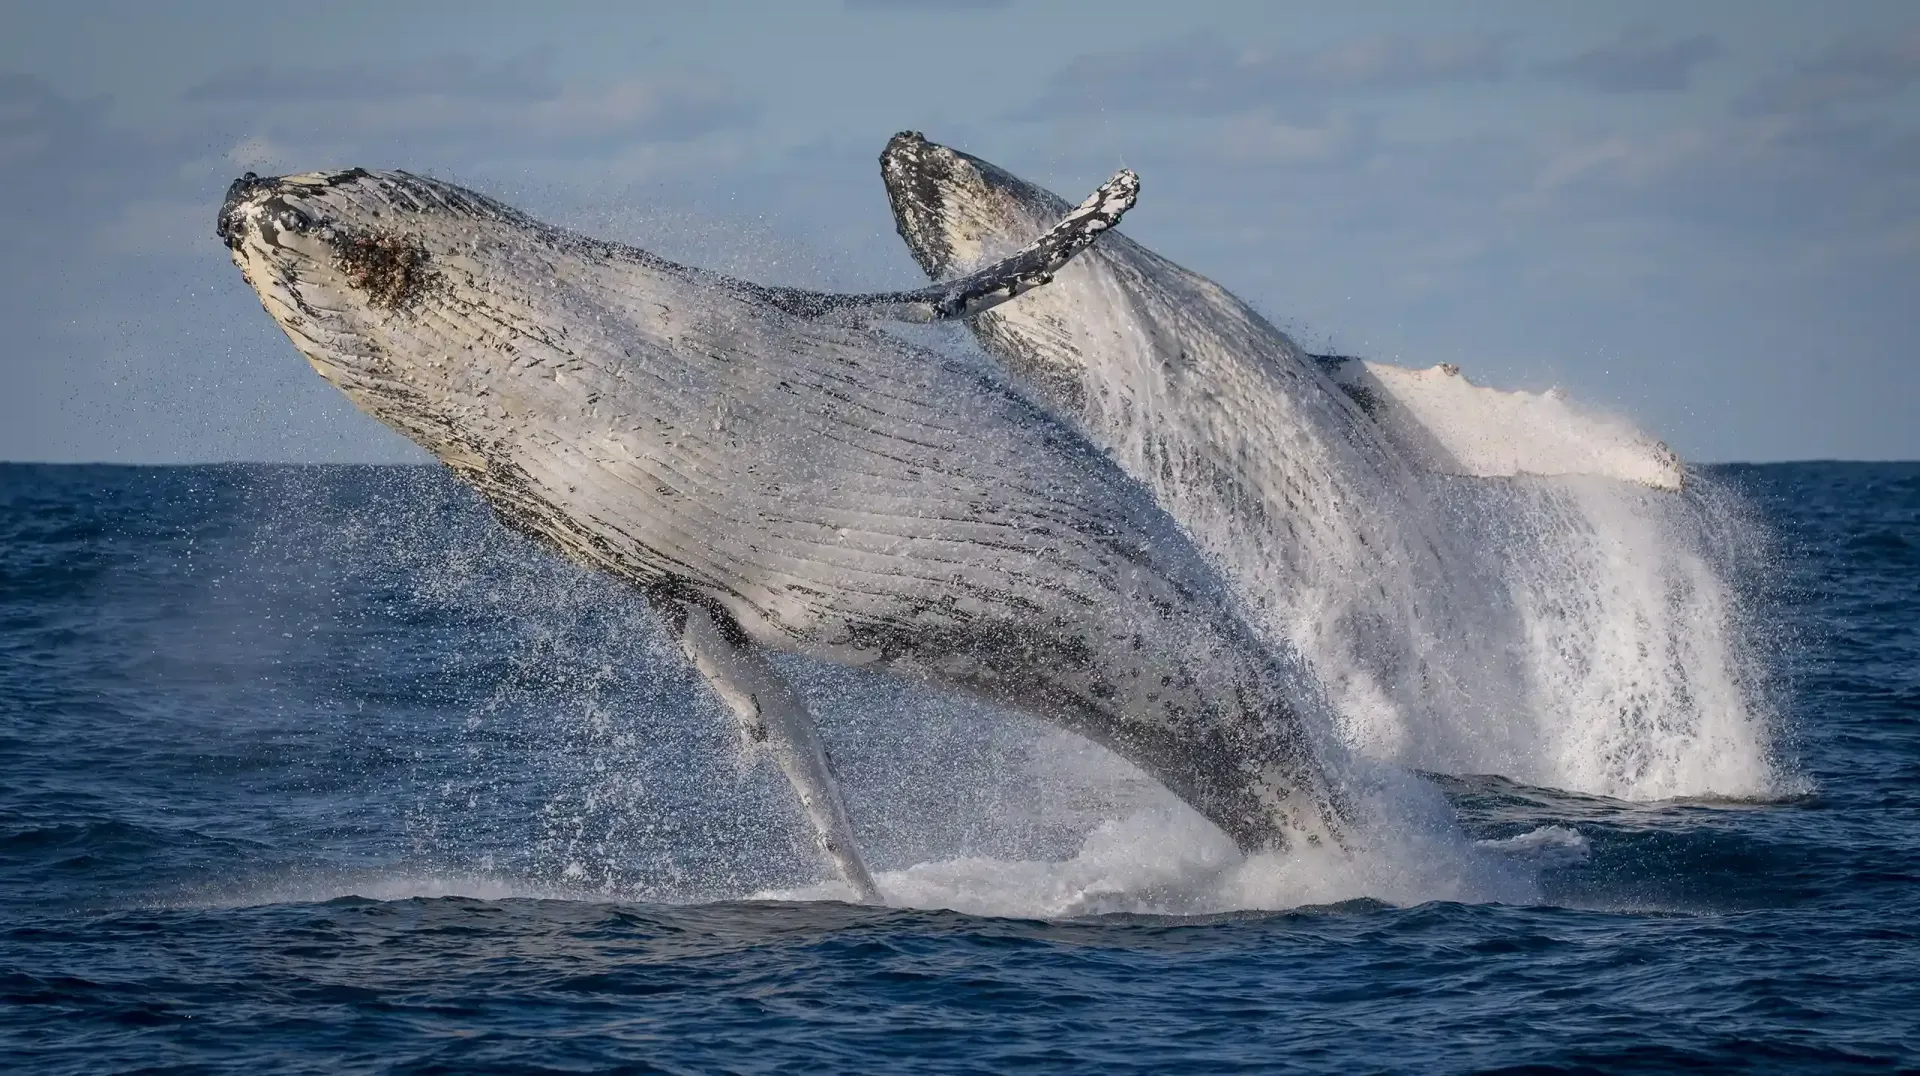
[{"left": 2, "top": 462, "right": 1915, "bottom": 1072}]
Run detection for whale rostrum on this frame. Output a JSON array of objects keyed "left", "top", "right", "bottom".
[{"left": 218, "top": 165, "right": 1346, "bottom": 899}]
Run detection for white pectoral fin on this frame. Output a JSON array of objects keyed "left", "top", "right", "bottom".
[
  {"left": 672, "top": 603, "right": 883, "bottom": 904},
  {"left": 1315, "top": 357, "right": 1685, "bottom": 492},
  {"left": 751, "top": 167, "right": 1139, "bottom": 324}
]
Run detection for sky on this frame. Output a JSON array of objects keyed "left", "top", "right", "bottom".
[{"left": 2, "top": 0, "right": 1916, "bottom": 463}]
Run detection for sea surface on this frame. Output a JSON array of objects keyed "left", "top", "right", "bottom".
[{"left": 1, "top": 461, "right": 1915, "bottom": 1073}]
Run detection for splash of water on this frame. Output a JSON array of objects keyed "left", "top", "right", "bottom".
[
  {"left": 760, "top": 762, "right": 1573, "bottom": 918},
  {"left": 1065, "top": 323, "right": 1784, "bottom": 803},
  {"left": 1439, "top": 471, "right": 1783, "bottom": 799}
]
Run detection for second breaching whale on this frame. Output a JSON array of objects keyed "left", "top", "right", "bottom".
[
  {"left": 880, "top": 133, "right": 1775, "bottom": 800},
  {"left": 216, "top": 164, "right": 1349, "bottom": 902}
]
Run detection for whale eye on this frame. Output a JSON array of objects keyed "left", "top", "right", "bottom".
[{"left": 273, "top": 204, "right": 316, "bottom": 234}]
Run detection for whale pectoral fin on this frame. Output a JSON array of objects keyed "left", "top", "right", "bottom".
[
  {"left": 664, "top": 600, "right": 882, "bottom": 905},
  {"left": 1312, "top": 355, "right": 1686, "bottom": 492},
  {"left": 751, "top": 168, "right": 1140, "bottom": 324}
]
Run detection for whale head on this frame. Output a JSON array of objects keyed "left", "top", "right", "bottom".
[
  {"left": 881, "top": 131, "right": 1191, "bottom": 418},
  {"left": 217, "top": 168, "right": 589, "bottom": 471},
  {"left": 221, "top": 171, "right": 458, "bottom": 388},
  {"left": 220, "top": 168, "right": 471, "bottom": 340},
  {"left": 879, "top": 131, "right": 1069, "bottom": 283}
]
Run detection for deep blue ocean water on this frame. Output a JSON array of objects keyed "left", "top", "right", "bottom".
[{"left": 2, "top": 461, "right": 1915, "bottom": 1073}]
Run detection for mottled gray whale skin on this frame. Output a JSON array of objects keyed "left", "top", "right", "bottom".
[{"left": 217, "top": 166, "right": 1345, "bottom": 889}]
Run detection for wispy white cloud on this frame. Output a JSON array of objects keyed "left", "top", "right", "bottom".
[
  {"left": 185, "top": 52, "right": 560, "bottom": 104},
  {"left": 1210, "top": 111, "right": 1376, "bottom": 168},
  {"left": 844, "top": 0, "right": 1011, "bottom": 9},
  {"left": 1740, "top": 23, "right": 1920, "bottom": 114},
  {"left": 188, "top": 54, "right": 759, "bottom": 156},
  {"left": 0, "top": 73, "right": 205, "bottom": 257},
  {"left": 1021, "top": 32, "right": 1508, "bottom": 118},
  {"left": 0, "top": 73, "right": 118, "bottom": 177},
  {"left": 1526, "top": 112, "right": 1920, "bottom": 246},
  {"left": 1539, "top": 27, "right": 1721, "bottom": 93}
]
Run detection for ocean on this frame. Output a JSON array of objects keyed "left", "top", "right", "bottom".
[{"left": 2, "top": 460, "right": 1915, "bottom": 1073}]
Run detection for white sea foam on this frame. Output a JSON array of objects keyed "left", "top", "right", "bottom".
[
  {"left": 761, "top": 810, "right": 1552, "bottom": 919},
  {"left": 758, "top": 752, "right": 1564, "bottom": 918},
  {"left": 1459, "top": 472, "right": 1779, "bottom": 799},
  {"left": 1475, "top": 825, "right": 1593, "bottom": 870}
]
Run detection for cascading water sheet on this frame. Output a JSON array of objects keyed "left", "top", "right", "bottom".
[{"left": 1064, "top": 295, "right": 1782, "bottom": 803}]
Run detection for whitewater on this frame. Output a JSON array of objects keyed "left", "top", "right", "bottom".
[{"left": 1055, "top": 324, "right": 1780, "bottom": 809}]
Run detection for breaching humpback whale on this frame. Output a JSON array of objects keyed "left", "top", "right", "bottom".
[
  {"left": 217, "top": 165, "right": 1345, "bottom": 902},
  {"left": 879, "top": 133, "right": 1689, "bottom": 759}
]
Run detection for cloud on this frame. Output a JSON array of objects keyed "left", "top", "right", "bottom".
[
  {"left": 1540, "top": 27, "right": 1722, "bottom": 93},
  {"left": 0, "top": 73, "right": 202, "bottom": 257},
  {"left": 1022, "top": 32, "right": 1508, "bottom": 117},
  {"left": 1210, "top": 112, "right": 1376, "bottom": 169},
  {"left": 1740, "top": 23, "right": 1920, "bottom": 114},
  {"left": 845, "top": 0, "right": 1010, "bottom": 8},
  {"left": 1521, "top": 111, "right": 1920, "bottom": 258},
  {"left": 0, "top": 73, "right": 117, "bottom": 176},
  {"left": 187, "top": 53, "right": 760, "bottom": 155},
  {"left": 186, "top": 52, "right": 559, "bottom": 103}
]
